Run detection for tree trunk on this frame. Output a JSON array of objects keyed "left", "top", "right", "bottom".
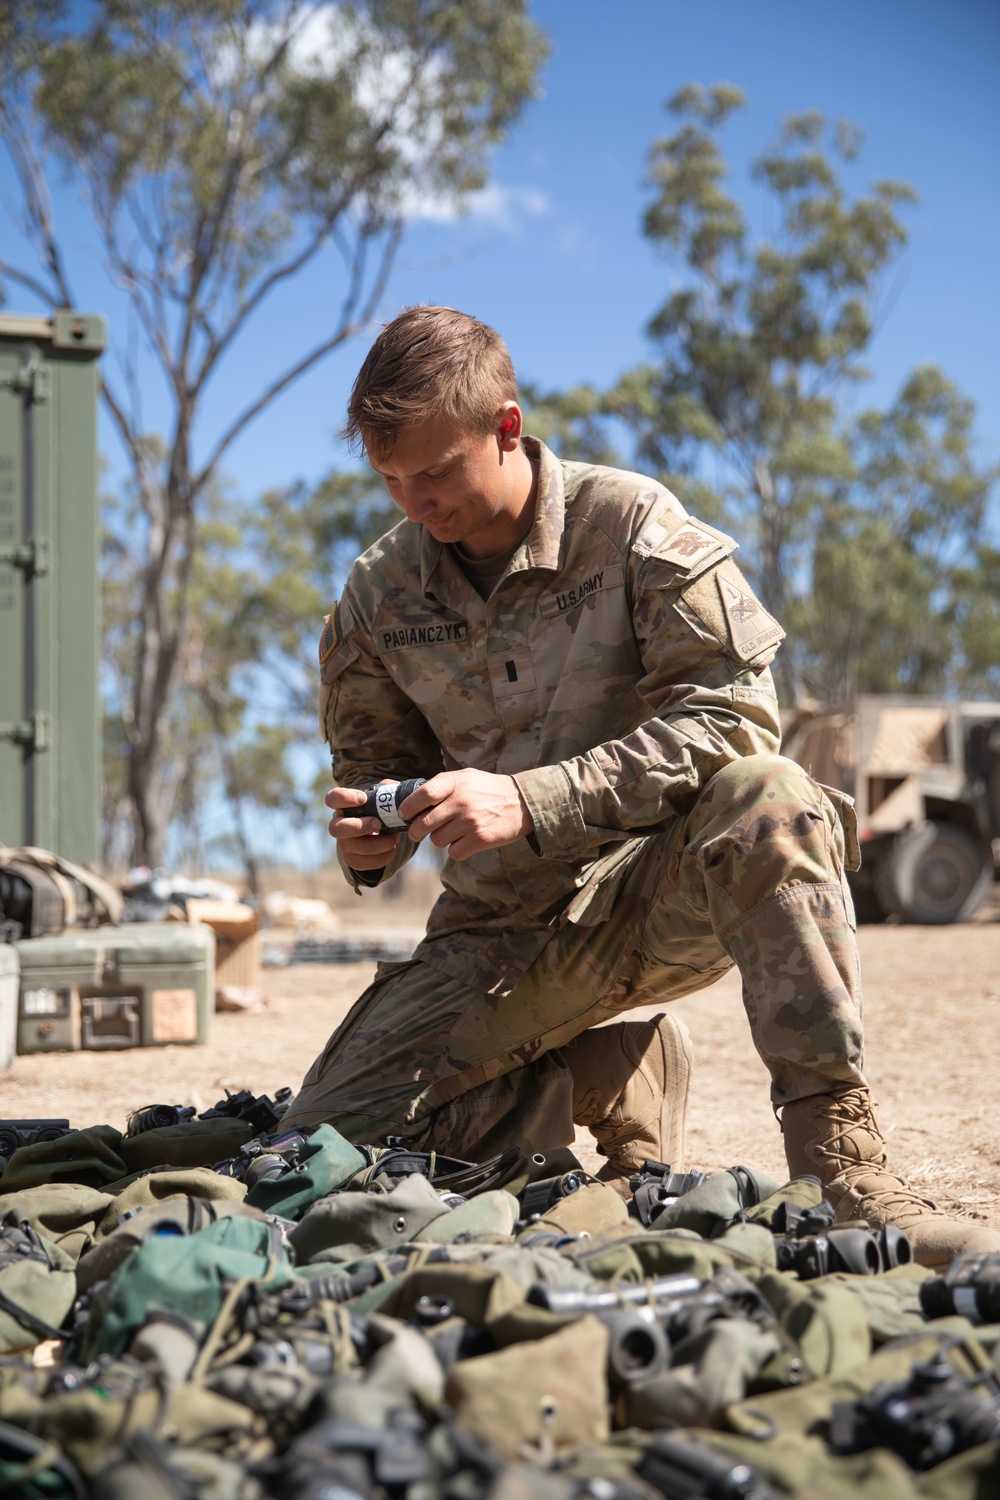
[{"left": 126, "top": 439, "right": 197, "bottom": 868}]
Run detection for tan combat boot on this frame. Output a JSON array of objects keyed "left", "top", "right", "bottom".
[
  {"left": 782, "top": 1084, "right": 1000, "bottom": 1268},
  {"left": 564, "top": 1011, "right": 694, "bottom": 1198}
]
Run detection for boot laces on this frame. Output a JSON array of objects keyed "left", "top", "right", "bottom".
[{"left": 818, "top": 1089, "right": 937, "bottom": 1214}]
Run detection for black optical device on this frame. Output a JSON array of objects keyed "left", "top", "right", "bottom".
[
  {"left": 0, "top": 1119, "right": 72, "bottom": 1158},
  {"left": 360, "top": 778, "right": 427, "bottom": 829}
]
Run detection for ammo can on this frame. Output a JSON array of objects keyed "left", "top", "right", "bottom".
[
  {"left": 0, "top": 944, "right": 17, "bottom": 1068},
  {"left": 14, "top": 923, "right": 214, "bottom": 1055}
]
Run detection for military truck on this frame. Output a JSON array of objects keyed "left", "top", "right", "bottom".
[{"left": 782, "top": 695, "right": 1000, "bottom": 924}]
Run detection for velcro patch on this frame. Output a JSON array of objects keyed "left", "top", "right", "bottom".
[
  {"left": 717, "top": 573, "right": 785, "bottom": 661},
  {"left": 631, "top": 520, "right": 670, "bottom": 559},
  {"left": 654, "top": 520, "right": 729, "bottom": 567},
  {"left": 318, "top": 611, "right": 338, "bottom": 665}
]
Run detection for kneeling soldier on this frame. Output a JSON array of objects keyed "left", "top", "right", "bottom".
[{"left": 288, "top": 306, "right": 999, "bottom": 1269}]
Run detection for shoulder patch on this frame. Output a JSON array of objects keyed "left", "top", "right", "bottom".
[
  {"left": 318, "top": 611, "right": 338, "bottom": 665},
  {"left": 717, "top": 573, "right": 785, "bottom": 661}
]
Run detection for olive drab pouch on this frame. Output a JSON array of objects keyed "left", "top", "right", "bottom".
[
  {"left": 81, "top": 1214, "right": 294, "bottom": 1362},
  {"left": 92, "top": 1432, "right": 265, "bottom": 1500},
  {"left": 0, "top": 1218, "right": 76, "bottom": 1353},
  {"left": 416, "top": 1189, "right": 520, "bottom": 1243},
  {"left": 0, "top": 1127, "right": 127, "bottom": 1193},
  {"left": 76, "top": 1195, "right": 271, "bottom": 1294},
  {"left": 243, "top": 1123, "right": 366, "bottom": 1219},
  {"left": 288, "top": 1173, "right": 453, "bottom": 1265},
  {"left": 116, "top": 1118, "right": 254, "bottom": 1176},
  {"left": 444, "top": 1316, "right": 610, "bottom": 1460},
  {"left": 0, "top": 1182, "right": 115, "bottom": 1264},
  {"left": 94, "top": 1167, "right": 249, "bottom": 1237},
  {"left": 648, "top": 1165, "right": 782, "bottom": 1237}
]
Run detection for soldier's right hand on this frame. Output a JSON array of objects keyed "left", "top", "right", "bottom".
[{"left": 325, "top": 786, "right": 399, "bottom": 871}]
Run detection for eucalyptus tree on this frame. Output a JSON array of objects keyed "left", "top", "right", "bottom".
[{"left": 0, "top": 0, "right": 546, "bottom": 862}]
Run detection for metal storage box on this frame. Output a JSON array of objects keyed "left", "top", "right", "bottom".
[
  {"left": 1, "top": 311, "right": 105, "bottom": 864},
  {"left": 14, "top": 923, "right": 214, "bottom": 1055},
  {"left": 0, "top": 944, "right": 17, "bottom": 1068}
]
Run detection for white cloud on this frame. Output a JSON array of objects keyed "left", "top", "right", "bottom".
[{"left": 404, "top": 181, "right": 550, "bottom": 231}]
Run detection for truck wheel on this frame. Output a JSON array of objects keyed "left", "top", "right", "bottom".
[{"left": 874, "top": 822, "right": 993, "bottom": 924}]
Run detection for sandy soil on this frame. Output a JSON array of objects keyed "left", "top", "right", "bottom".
[{"left": 4, "top": 876, "right": 998, "bottom": 1235}]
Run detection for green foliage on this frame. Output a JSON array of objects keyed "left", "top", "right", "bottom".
[
  {"left": 790, "top": 368, "right": 1000, "bottom": 702},
  {"left": 0, "top": 0, "right": 547, "bottom": 865},
  {"left": 576, "top": 84, "right": 996, "bottom": 705}
]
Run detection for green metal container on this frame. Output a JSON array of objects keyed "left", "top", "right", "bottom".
[
  {"left": 0, "top": 311, "right": 105, "bottom": 864},
  {"left": 0, "top": 944, "right": 17, "bottom": 1069},
  {"left": 14, "top": 923, "right": 214, "bottom": 1055}
]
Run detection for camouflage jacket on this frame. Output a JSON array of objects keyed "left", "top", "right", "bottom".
[{"left": 319, "top": 438, "right": 784, "bottom": 986}]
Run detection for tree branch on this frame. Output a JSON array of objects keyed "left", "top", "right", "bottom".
[{"left": 192, "top": 219, "right": 402, "bottom": 492}]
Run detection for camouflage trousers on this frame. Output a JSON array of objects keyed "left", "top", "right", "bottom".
[{"left": 287, "top": 755, "right": 866, "bottom": 1156}]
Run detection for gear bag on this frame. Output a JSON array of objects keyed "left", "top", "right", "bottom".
[{"left": 0, "top": 847, "right": 124, "bottom": 939}]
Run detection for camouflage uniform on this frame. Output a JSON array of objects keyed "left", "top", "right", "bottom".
[{"left": 289, "top": 438, "right": 865, "bottom": 1150}]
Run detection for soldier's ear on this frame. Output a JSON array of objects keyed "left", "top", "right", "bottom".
[{"left": 496, "top": 402, "right": 523, "bottom": 452}]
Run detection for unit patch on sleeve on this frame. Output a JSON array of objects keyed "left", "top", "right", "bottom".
[
  {"left": 717, "top": 573, "right": 785, "bottom": 661},
  {"left": 632, "top": 516, "right": 735, "bottom": 580},
  {"left": 318, "top": 610, "right": 339, "bottom": 665}
]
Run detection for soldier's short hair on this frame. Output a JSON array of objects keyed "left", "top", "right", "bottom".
[{"left": 345, "top": 305, "right": 517, "bottom": 459}]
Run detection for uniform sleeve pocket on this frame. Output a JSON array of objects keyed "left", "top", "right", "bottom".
[
  {"left": 818, "top": 783, "right": 862, "bottom": 872},
  {"left": 318, "top": 639, "right": 360, "bottom": 745}
]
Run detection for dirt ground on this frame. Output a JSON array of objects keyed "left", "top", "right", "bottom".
[{"left": 4, "top": 874, "right": 998, "bottom": 1236}]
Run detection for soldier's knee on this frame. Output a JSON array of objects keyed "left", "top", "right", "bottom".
[{"left": 699, "top": 753, "right": 817, "bottom": 814}]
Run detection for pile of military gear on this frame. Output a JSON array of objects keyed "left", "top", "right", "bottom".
[{"left": 0, "top": 1096, "right": 997, "bottom": 1498}]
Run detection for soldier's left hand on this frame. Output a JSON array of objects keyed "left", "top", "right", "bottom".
[{"left": 401, "top": 770, "right": 533, "bottom": 860}]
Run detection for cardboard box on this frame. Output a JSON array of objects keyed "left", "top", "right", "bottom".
[
  {"left": 185, "top": 899, "right": 259, "bottom": 990},
  {"left": 0, "top": 944, "right": 17, "bottom": 1068}
]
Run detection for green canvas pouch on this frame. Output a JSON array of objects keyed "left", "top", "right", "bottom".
[
  {"left": 82, "top": 1215, "right": 293, "bottom": 1362},
  {"left": 117, "top": 1119, "right": 253, "bottom": 1176},
  {"left": 77, "top": 1196, "right": 271, "bottom": 1294},
  {"left": 289, "top": 1173, "right": 451, "bottom": 1264},
  {"left": 618, "top": 1316, "right": 785, "bottom": 1430},
  {"left": 576, "top": 1227, "right": 764, "bottom": 1287},
  {"left": 819, "top": 1263, "right": 933, "bottom": 1345},
  {"left": 711, "top": 1221, "right": 779, "bottom": 1267},
  {"left": 416, "top": 1189, "right": 519, "bottom": 1243},
  {"left": 916, "top": 1438, "right": 1000, "bottom": 1499},
  {"left": 744, "top": 1174, "right": 826, "bottom": 1228},
  {"left": 536, "top": 1182, "right": 629, "bottom": 1236},
  {"left": 92, "top": 1434, "right": 265, "bottom": 1500},
  {"left": 0, "top": 1127, "right": 126, "bottom": 1192},
  {"left": 244, "top": 1124, "right": 366, "bottom": 1219},
  {"left": 690, "top": 1427, "right": 920, "bottom": 1500},
  {"left": 649, "top": 1166, "right": 782, "bottom": 1237},
  {"left": 0, "top": 1219, "right": 77, "bottom": 1353},
  {"left": 31, "top": 1362, "right": 256, "bottom": 1478},
  {"left": 444, "top": 1315, "right": 610, "bottom": 1459},
  {"left": 712, "top": 1330, "right": 992, "bottom": 1498},
  {"left": 0, "top": 1183, "right": 114, "bottom": 1263},
  {"left": 752, "top": 1268, "right": 872, "bottom": 1380},
  {"left": 96, "top": 1168, "right": 248, "bottom": 1236}
]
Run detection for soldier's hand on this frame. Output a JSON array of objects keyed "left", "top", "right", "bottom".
[
  {"left": 401, "top": 770, "right": 533, "bottom": 860},
  {"left": 325, "top": 786, "right": 399, "bottom": 871}
]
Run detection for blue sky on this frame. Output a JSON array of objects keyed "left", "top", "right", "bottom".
[{"left": 3, "top": 0, "right": 998, "bottom": 509}]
